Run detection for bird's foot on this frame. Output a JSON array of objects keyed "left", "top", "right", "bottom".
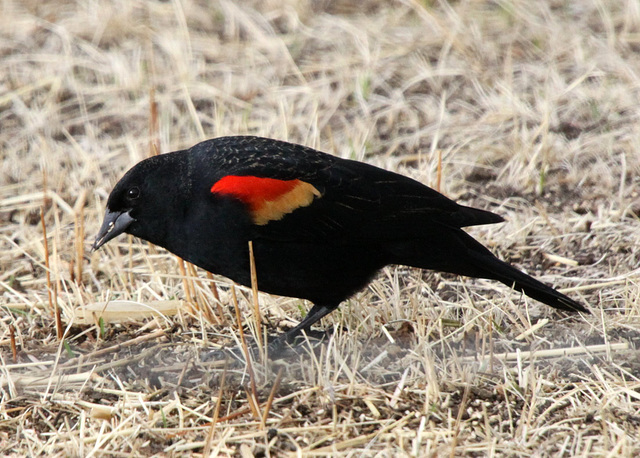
[
  {"left": 265, "top": 328, "right": 329, "bottom": 359},
  {"left": 200, "top": 329, "right": 330, "bottom": 362}
]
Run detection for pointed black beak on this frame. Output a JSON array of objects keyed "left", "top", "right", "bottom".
[{"left": 92, "top": 209, "right": 135, "bottom": 251}]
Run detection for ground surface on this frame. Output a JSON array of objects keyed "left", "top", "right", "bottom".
[{"left": 1, "top": 0, "right": 640, "bottom": 456}]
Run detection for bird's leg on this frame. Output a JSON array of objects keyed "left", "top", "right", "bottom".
[
  {"left": 204, "top": 303, "right": 338, "bottom": 362},
  {"left": 282, "top": 303, "right": 338, "bottom": 342},
  {"left": 264, "top": 303, "right": 338, "bottom": 357},
  {"left": 265, "top": 303, "right": 337, "bottom": 358}
]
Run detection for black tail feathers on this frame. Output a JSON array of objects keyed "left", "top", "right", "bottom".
[
  {"left": 469, "top": 250, "right": 588, "bottom": 313},
  {"left": 386, "top": 228, "right": 589, "bottom": 314}
]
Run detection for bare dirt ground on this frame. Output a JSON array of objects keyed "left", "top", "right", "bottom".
[{"left": 1, "top": 0, "right": 640, "bottom": 456}]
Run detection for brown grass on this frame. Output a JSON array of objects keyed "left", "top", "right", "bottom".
[{"left": 2, "top": 0, "right": 640, "bottom": 456}]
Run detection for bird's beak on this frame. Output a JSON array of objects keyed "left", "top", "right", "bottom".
[{"left": 92, "top": 209, "right": 135, "bottom": 251}]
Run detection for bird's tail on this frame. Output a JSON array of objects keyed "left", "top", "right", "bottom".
[
  {"left": 466, "top": 248, "right": 588, "bottom": 313},
  {"left": 387, "top": 229, "right": 588, "bottom": 314}
]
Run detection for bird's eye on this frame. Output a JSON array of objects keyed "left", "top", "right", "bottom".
[{"left": 127, "top": 187, "right": 140, "bottom": 200}]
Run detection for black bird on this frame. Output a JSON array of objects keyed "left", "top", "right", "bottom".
[{"left": 93, "top": 136, "right": 587, "bottom": 343}]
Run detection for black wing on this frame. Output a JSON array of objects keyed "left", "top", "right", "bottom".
[{"left": 195, "top": 136, "right": 503, "bottom": 243}]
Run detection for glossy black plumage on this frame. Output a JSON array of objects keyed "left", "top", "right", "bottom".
[{"left": 94, "top": 136, "right": 588, "bottom": 342}]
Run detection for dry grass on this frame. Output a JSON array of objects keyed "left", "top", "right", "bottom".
[{"left": 2, "top": 0, "right": 640, "bottom": 456}]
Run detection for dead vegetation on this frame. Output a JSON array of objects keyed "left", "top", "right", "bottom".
[{"left": 1, "top": 0, "right": 640, "bottom": 456}]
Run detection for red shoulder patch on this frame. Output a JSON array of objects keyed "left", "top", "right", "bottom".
[{"left": 211, "top": 175, "right": 321, "bottom": 225}]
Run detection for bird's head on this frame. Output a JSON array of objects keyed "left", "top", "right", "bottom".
[{"left": 92, "top": 152, "right": 190, "bottom": 251}]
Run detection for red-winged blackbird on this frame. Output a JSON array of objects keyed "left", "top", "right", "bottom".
[{"left": 93, "top": 136, "right": 588, "bottom": 342}]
